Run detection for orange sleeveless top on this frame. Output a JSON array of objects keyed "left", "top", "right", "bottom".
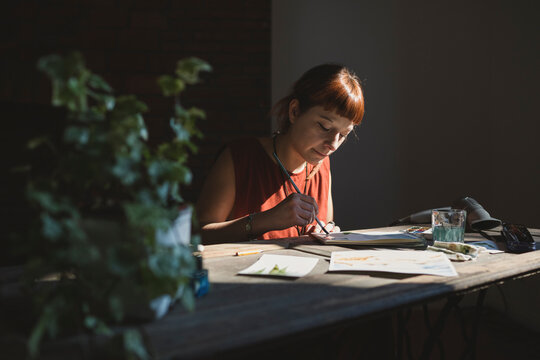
[{"left": 228, "top": 137, "right": 330, "bottom": 239}]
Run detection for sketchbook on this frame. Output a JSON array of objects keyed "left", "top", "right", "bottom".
[{"left": 311, "top": 230, "right": 427, "bottom": 248}]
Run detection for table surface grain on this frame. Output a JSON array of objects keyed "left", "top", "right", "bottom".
[{"left": 144, "top": 226, "right": 540, "bottom": 359}]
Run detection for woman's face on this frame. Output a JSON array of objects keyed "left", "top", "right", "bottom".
[{"left": 288, "top": 100, "right": 354, "bottom": 165}]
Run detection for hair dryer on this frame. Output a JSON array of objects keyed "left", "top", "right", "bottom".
[
  {"left": 452, "top": 197, "right": 501, "bottom": 231},
  {"left": 391, "top": 197, "right": 501, "bottom": 231}
]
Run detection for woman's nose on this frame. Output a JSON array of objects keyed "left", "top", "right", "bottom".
[{"left": 325, "top": 131, "right": 340, "bottom": 151}]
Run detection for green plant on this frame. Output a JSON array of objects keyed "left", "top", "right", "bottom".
[{"left": 20, "top": 52, "right": 211, "bottom": 358}]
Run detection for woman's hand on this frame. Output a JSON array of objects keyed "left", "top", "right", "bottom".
[
  {"left": 265, "top": 193, "right": 319, "bottom": 230},
  {"left": 307, "top": 220, "right": 341, "bottom": 234}
]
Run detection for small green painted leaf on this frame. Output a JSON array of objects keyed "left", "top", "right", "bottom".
[{"left": 269, "top": 264, "right": 289, "bottom": 275}]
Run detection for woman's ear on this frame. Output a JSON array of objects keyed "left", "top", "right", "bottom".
[{"left": 288, "top": 99, "right": 299, "bottom": 124}]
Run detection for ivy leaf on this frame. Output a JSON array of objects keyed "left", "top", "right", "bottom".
[
  {"left": 106, "top": 246, "right": 138, "bottom": 277},
  {"left": 88, "top": 74, "right": 113, "bottom": 93},
  {"left": 64, "top": 125, "right": 90, "bottom": 145},
  {"left": 84, "top": 315, "right": 98, "bottom": 329},
  {"left": 157, "top": 75, "right": 185, "bottom": 97},
  {"left": 28, "top": 191, "right": 60, "bottom": 213},
  {"left": 37, "top": 54, "right": 64, "bottom": 79},
  {"left": 76, "top": 107, "right": 107, "bottom": 122},
  {"left": 180, "top": 285, "right": 195, "bottom": 311},
  {"left": 136, "top": 114, "right": 148, "bottom": 140},
  {"left": 175, "top": 57, "right": 212, "bottom": 85},
  {"left": 170, "top": 118, "right": 190, "bottom": 142},
  {"left": 28, "top": 299, "right": 62, "bottom": 358},
  {"left": 156, "top": 182, "right": 169, "bottom": 203},
  {"left": 38, "top": 52, "right": 91, "bottom": 112},
  {"left": 41, "top": 213, "right": 63, "bottom": 240},
  {"left": 83, "top": 310, "right": 112, "bottom": 336},
  {"left": 190, "top": 234, "right": 201, "bottom": 248},
  {"left": 109, "top": 296, "right": 124, "bottom": 323},
  {"left": 187, "top": 107, "right": 206, "bottom": 120},
  {"left": 112, "top": 95, "right": 148, "bottom": 119},
  {"left": 28, "top": 309, "right": 52, "bottom": 358},
  {"left": 89, "top": 91, "right": 116, "bottom": 111},
  {"left": 27, "top": 136, "right": 50, "bottom": 150},
  {"left": 169, "top": 182, "right": 183, "bottom": 203},
  {"left": 112, "top": 156, "right": 139, "bottom": 185},
  {"left": 124, "top": 202, "right": 171, "bottom": 231},
  {"left": 63, "top": 217, "right": 86, "bottom": 242},
  {"left": 174, "top": 104, "right": 186, "bottom": 118},
  {"left": 123, "top": 329, "right": 150, "bottom": 360},
  {"left": 179, "top": 166, "right": 192, "bottom": 185},
  {"left": 148, "top": 249, "right": 180, "bottom": 278}
]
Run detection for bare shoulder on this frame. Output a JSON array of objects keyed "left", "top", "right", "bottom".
[
  {"left": 211, "top": 146, "right": 234, "bottom": 174},
  {"left": 196, "top": 147, "right": 236, "bottom": 224}
]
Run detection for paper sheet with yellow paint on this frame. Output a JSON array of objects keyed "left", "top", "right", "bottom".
[
  {"left": 329, "top": 249, "right": 458, "bottom": 277},
  {"left": 238, "top": 254, "right": 319, "bottom": 277}
]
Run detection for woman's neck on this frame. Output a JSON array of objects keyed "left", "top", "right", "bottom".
[{"left": 274, "top": 133, "right": 306, "bottom": 174}]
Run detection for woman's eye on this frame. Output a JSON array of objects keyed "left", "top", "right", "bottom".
[{"left": 318, "top": 123, "right": 330, "bottom": 131}]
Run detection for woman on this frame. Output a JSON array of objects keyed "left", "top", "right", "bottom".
[{"left": 196, "top": 63, "right": 365, "bottom": 244}]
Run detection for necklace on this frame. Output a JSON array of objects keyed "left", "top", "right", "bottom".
[{"left": 272, "top": 134, "right": 309, "bottom": 236}]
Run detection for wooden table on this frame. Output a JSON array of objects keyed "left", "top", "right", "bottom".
[{"left": 143, "top": 226, "right": 540, "bottom": 359}]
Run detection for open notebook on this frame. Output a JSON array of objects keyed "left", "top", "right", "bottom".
[{"left": 311, "top": 230, "right": 427, "bottom": 249}]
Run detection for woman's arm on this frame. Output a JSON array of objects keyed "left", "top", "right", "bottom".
[
  {"left": 196, "top": 147, "right": 319, "bottom": 244},
  {"left": 196, "top": 147, "right": 247, "bottom": 244}
]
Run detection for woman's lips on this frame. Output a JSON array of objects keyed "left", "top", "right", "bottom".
[{"left": 313, "top": 149, "right": 330, "bottom": 157}]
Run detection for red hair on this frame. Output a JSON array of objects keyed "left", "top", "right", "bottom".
[{"left": 273, "top": 64, "right": 364, "bottom": 132}]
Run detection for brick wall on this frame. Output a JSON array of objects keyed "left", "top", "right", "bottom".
[{"left": 1, "top": 0, "right": 271, "bottom": 203}]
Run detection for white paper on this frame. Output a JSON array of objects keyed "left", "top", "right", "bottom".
[
  {"left": 329, "top": 250, "right": 458, "bottom": 277},
  {"left": 238, "top": 254, "right": 319, "bottom": 278}
]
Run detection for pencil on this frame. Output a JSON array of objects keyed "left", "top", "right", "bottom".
[
  {"left": 235, "top": 249, "right": 263, "bottom": 256},
  {"left": 272, "top": 153, "right": 330, "bottom": 235}
]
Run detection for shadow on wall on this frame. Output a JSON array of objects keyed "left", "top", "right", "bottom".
[
  {"left": 394, "top": 0, "right": 540, "bottom": 228},
  {"left": 272, "top": 0, "right": 540, "bottom": 230}
]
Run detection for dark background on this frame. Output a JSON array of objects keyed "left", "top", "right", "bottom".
[
  {"left": 1, "top": 0, "right": 271, "bottom": 207},
  {"left": 2, "top": 0, "right": 538, "bottom": 231},
  {"left": 273, "top": 0, "right": 539, "bottom": 229}
]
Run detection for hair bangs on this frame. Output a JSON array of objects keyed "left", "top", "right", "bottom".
[
  {"left": 311, "top": 73, "right": 364, "bottom": 125},
  {"left": 273, "top": 64, "right": 365, "bottom": 133}
]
